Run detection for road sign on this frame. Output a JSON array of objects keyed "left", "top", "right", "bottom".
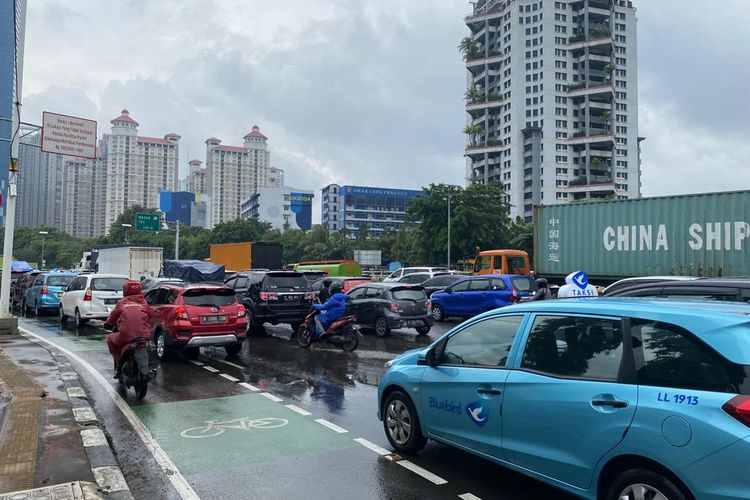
[
  {"left": 135, "top": 213, "right": 160, "bottom": 232},
  {"left": 41, "top": 111, "right": 97, "bottom": 159}
]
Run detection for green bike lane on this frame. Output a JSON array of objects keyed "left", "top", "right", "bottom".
[{"left": 17, "top": 317, "right": 514, "bottom": 500}]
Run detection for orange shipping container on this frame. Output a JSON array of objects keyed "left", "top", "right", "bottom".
[{"left": 209, "top": 242, "right": 252, "bottom": 273}]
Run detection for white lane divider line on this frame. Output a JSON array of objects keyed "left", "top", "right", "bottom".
[
  {"left": 202, "top": 365, "right": 219, "bottom": 373},
  {"left": 20, "top": 327, "right": 200, "bottom": 499},
  {"left": 219, "top": 373, "right": 239, "bottom": 382},
  {"left": 189, "top": 360, "right": 204, "bottom": 366},
  {"left": 397, "top": 460, "right": 448, "bottom": 485},
  {"left": 285, "top": 404, "right": 311, "bottom": 416},
  {"left": 239, "top": 382, "right": 260, "bottom": 392},
  {"left": 353, "top": 438, "right": 391, "bottom": 456},
  {"left": 314, "top": 418, "right": 348, "bottom": 434},
  {"left": 212, "top": 358, "right": 246, "bottom": 370},
  {"left": 260, "top": 392, "right": 283, "bottom": 402},
  {"left": 459, "top": 494, "right": 482, "bottom": 500}
]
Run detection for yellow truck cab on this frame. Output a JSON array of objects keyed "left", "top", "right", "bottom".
[{"left": 473, "top": 249, "right": 530, "bottom": 275}]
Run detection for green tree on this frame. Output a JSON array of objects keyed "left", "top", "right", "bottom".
[
  {"left": 210, "top": 218, "right": 272, "bottom": 244},
  {"left": 463, "top": 122, "right": 485, "bottom": 146},
  {"left": 458, "top": 36, "right": 480, "bottom": 61},
  {"left": 464, "top": 87, "right": 483, "bottom": 102},
  {"left": 508, "top": 217, "right": 534, "bottom": 260},
  {"left": 406, "top": 183, "right": 512, "bottom": 266}
]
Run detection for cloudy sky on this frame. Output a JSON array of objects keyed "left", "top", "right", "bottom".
[{"left": 21, "top": 0, "right": 750, "bottom": 206}]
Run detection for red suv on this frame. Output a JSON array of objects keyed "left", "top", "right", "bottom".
[{"left": 145, "top": 284, "right": 247, "bottom": 360}]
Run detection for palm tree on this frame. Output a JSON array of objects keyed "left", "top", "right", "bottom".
[
  {"left": 458, "top": 36, "right": 480, "bottom": 61},
  {"left": 601, "top": 111, "right": 611, "bottom": 132},
  {"left": 463, "top": 122, "right": 484, "bottom": 146},
  {"left": 464, "top": 87, "right": 483, "bottom": 102}
]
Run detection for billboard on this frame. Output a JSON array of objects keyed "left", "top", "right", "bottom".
[{"left": 41, "top": 111, "right": 97, "bottom": 159}]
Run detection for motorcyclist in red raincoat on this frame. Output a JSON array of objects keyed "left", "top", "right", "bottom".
[{"left": 104, "top": 280, "right": 154, "bottom": 375}]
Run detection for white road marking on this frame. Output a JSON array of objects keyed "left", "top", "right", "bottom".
[
  {"left": 239, "top": 382, "right": 260, "bottom": 392},
  {"left": 314, "top": 418, "right": 348, "bottom": 434},
  {"left": 20, "top": 327, "right": 200, "bottom": 500},
  {"left": 459, "top": 494, "right": 482, "bottom": 500},
  {"left": 260, "top": 392, "right": 283, "bottom": 402},
  {"left": 353, "top": 438, "right": 391, "bottom": 456},
  {"left": 72, "top": 407, "right": 97, "bottom": 423},
  {"left": 285, "top": 404, "right": 311, "bottom": 416},
  {"left": 397, "top": 460, "right": 448, "bottom": 485},
  {"left": 80, "top": 428, "right": 108, "bottom": 447},
  {"left": 202, "top": 365, "right": 219, "bottom": 373},
  {"left": 219, "top": 373, "right": 239, "bottom": 382},
  {"left": 92, "top": 466, "right": 130, "bottom": 493},
  {"left": 67, "top": 387, "right": 87, "bottom": 398},
  {"left": 188, "top": 360, "right": 204, "bottom": 366},
  {"left": 211, "top": 358, "right": 245, "bottom": 370}
]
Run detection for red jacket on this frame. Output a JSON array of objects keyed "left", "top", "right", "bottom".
[{"left": 105, "top": 293, "right": 154, "bottom": 343}]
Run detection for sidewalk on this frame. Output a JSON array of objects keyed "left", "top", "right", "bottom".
[{"left": 0, "top": 334, "right": 131, "bottom": 499}]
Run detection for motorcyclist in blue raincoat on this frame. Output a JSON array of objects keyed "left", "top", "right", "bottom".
[{"left": 313, "top": 282, "right": 348, "bottom": 337}]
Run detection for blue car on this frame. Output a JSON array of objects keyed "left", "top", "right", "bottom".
[
  {"left": 378, "top": 298, "right": 750, "bottom": 500},
  {"left": 429, "top": 274, "right": 536, "bottom": 321},
  {"left": 24, "top": 272, "right": 78, "bottom": 315}
]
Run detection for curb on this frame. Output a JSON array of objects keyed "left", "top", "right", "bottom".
[{"left": 20, "top": 334, "right": 135, "bottom": 500}]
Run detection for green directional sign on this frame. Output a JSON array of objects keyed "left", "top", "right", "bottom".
[{"left": 134, "top": 212, "right": 160, "bottom": 232}]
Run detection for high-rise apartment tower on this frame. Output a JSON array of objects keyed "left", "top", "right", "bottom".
[{"left": 464, "top": 0, "right": 640, "bottom": 221}]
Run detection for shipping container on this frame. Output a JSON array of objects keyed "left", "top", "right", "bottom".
[
  {"left": 95, "top": 246, "right": 163, "bottom": 280},
  {"left": 534, "top": 190, "right": 750, "bottom": 280},
  {"left": 209, "top": 242, "right": 283, "bottom": 272}
]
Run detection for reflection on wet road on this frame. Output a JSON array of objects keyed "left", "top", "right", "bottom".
[{"left": 19, "top": 314, "right": 572, "bottom": 500}]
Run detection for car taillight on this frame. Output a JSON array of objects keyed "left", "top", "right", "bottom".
[
  {"left": 426, "top": 300, "right": 432, "bottom": 310},
  {"left": 260, "top": 292, "right": 278, "bottom": 301},
  {"left": 83, "top": 288, "right": 92, "bottom": 301},
  {"left": 42, "top": 285, "right": 48, "bottom": 295},
  {"left": 305, "top": 291, "right": 316, "bottom": 300},
  {"left": 237, "top": 305, "right": 245, "bottom": 318},
  {"left": 722, "top": 395, "right": 750, "bottom": 427},
  {"left": 389, "top": 302, "right": 399, "bottom": 313},
  {"left": 175, "top": 306, "right": 189, "bottom": 320}
]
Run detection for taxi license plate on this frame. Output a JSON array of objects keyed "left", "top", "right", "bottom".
[{"left": 201, "top": 315, "right": 227, "bottom": 324}]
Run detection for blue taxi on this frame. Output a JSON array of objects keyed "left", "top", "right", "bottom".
[{"left": 378, "top": 298, "right": 750, "bottom": 500}]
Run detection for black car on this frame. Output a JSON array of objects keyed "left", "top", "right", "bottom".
[
  {"left": 347, "top": 283, "right": 433, "bottom": 337},
  {"left": 605, "top": 278, "right": 750, "bottom": 303},
  {"left": 226, "top": 271, "right": 313, "bottom": 334},
  {"left": 420, "top": 273, "right": 463, "bottom": 296}
]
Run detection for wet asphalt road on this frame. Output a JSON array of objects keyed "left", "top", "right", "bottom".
[{"left": 18, "top": 314, "right": 572, "bottom": 500}]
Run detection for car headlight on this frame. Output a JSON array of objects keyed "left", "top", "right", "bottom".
[{"left": 384, "top": 359, "right": 395, "bottom": 369}]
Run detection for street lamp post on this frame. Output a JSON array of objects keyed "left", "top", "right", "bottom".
[
  {"left": 38, "top": 231, "right": 48, "bottom": 269},
  {"left": 121, "top": 224, "right": 132, "bottom": 244},
  {"left": 447, "top": 194, "right": 451, "bottom": 270}
]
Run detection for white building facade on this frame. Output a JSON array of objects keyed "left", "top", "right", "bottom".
[
  {"left": 104, "top": 109, "right": 180, "bottom": 232},
  {"left": 464, "top": 0, "right": 641, "bottom": 221},
  {"left": 206, "top": 125, "right": 271, "bottom": 225},
  {"left": 241, "top": 186, "right": 314, "bottom": 231}
]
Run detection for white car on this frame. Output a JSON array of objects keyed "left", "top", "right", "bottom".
[
  {"left": 383, "top": 267, "right": 450, "bottom": 282},
  {"left": 60, "top": 273, "right": 129, "bottom": 328}
]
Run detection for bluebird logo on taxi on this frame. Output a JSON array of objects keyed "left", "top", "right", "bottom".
[
  {"left": 429, "top": 397, "right": 462, "bottom": 415},
  {"left": 572, "top": 271, "right": 589, "bottom": 289},
  {"left": 466, "top": 401, "right": 489, "bottom": 427}
]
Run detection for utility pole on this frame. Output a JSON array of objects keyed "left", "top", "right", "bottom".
[
  {"left": 0, "top": 0, "right": 27, "bottom": 320},
  {"left": 175, "top": 220, "right": 180, "bottom": 260},
  {"left": 447, "top": 193, "right": 451, "bottom": 270}
]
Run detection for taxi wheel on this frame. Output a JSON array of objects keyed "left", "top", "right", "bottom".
[
  {"left": 606, "top": 468, "right": 687, "bottom": 500},
  {"left": 383, "top": 391, "right": 427, "bottom": 454}
]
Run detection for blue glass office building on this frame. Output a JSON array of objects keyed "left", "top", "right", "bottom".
[{"left": 321, "top": 184, "right": 422, "bottom": 237}]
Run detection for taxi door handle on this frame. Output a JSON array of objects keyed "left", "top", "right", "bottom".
[
  {"left": 591, "top": 399, "right": 628, "bottom": 409},
  {"left": 477, "top": 388, "right": 502, "bottom": 396}
]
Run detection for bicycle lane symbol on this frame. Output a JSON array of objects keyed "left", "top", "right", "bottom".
[{"left": 180, "top": 417, "right": 289, "bottom": 439}]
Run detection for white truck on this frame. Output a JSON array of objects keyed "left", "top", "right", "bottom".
[{"left": 95, "top": 247, "right": 163, "bottom": 280}]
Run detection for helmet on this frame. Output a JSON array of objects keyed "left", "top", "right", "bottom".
[
  {"left": 322, "top": 279, "right": 332, "bottom": 288},
  {"left": 329, "top": 282, "right": 343, "bottom": 295},
  {"left": 123, "top": 280, "right": 143, "bottom": 297},
  {"left": 535, "top": 277, "right": 548, "bottom": 288}
]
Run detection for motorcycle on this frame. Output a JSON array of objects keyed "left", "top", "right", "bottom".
[
  {"left": 296, "top": 310, "right": 361, "bottom": 352},
  {"left": 116, "top": 336, "right": 153, "bottom": 399}
]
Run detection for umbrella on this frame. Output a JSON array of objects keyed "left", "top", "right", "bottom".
[{"left": 11, "top": 261, "right": 33, "bottom": 272}]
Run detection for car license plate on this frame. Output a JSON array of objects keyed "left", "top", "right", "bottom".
[
  {"left": 404, "top": 320, "right": 424, "bottom": 328},
  {"left": 104, "top": 299, "right": 118, "bottom": 305},
  {"left": 201, "top": 315, "right": 227, "bottom": 324},
  {"left": 283, "top": 295, "right": 299, "bottom": 302}
]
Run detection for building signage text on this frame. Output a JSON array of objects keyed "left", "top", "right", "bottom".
[
  {"left": 603, "top": 222, "right": 750, "bottom": 252},
  {"left": 41, "top": 111, "right": 97, "bottom": 159}
]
